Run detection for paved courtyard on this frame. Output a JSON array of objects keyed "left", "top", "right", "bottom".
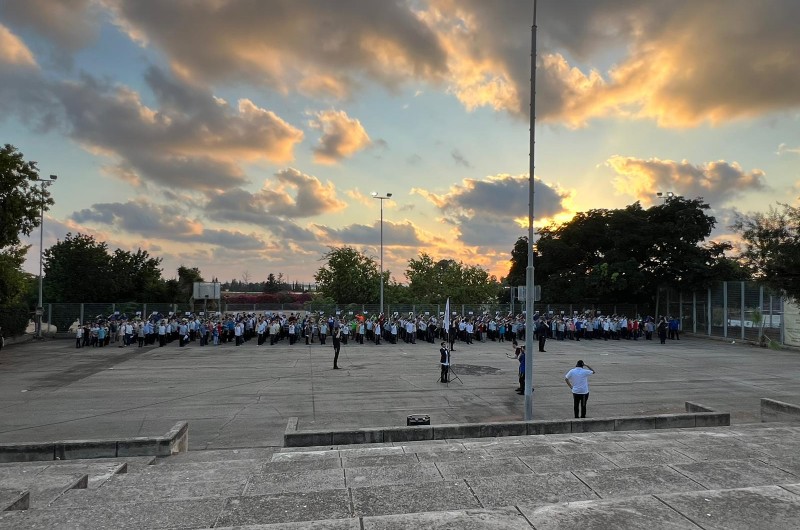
[{"left": 1, "top": 334, "right": 798, "bottom": 449}]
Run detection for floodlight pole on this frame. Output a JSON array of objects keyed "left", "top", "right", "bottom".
[
  {"left": 524, "top": 0, "right": 538, "bottom": 420},
  {"left": 372, "top": 193, "right": 392, "bottom": 316},
  {"left": 36, "top": 175, "right": 57, "bottom": 339}
]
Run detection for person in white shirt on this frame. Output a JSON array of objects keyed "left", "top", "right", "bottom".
[{"left": 564, "top": 360, "right": 595, "bottom": 418}]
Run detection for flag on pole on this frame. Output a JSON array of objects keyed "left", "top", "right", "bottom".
[{"left": 443, "top": 298, "right": 450, "bottom": 333}]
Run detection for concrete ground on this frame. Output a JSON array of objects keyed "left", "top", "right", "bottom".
[{"left": 0, "top": 333, "right": 798, "bottom": 449}]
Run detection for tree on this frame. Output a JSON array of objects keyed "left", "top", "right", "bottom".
[
  {"left": 506, "top": 236, "right": 529, "bottom": 288},
  {"left": 406, "top": 252, "right": 498, "bottom": 303},
  {"left": 732, "top": 204, "right": 800, "bottom": 299},
  {"left": 177, "top": 266, "right": 204, "bottom": 302},
  {"left": 0, "top": 144, "right": 53, "bottom": 248},
  {"left": 43, "top": 233, "right": 114, "bottom": 302},
  {"left": 314, "top": 247, "right": 380, "bottom": 303},
  {"left": 0, "top": 144, "right": 53, "bottom": 336},
  {"left": 532, "top": 197, "right": 720, "bottom": 303},
  {"left": 109, "top": 248, "right": 164, "bottom": 301}
]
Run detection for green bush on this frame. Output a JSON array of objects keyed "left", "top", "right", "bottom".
[{"left": 0, "top": 303, "right": 30, "bottom": 338}]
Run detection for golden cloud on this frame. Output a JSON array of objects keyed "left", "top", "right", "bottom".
[
  {"left": 608, "top": 156, "right": 767, "bottom": 206},
  {"left": 310, "top": 109, "right": 372, "bottom": 164},
  {"left": 0, "top": 24, "right": 37, "bottom": 67}
]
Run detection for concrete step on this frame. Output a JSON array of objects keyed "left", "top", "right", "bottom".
[
  {"left": 0, "top": 472, "right": 86, "bottom": 509},
  {"left": 155, "top": 447, "right": 277, "bottom": 465},
  {"left": 0, "top": 488, "right": 29, "bottom": 511},
  {"left": 0, "top": 497, "right": 226, "bottom": 529}
]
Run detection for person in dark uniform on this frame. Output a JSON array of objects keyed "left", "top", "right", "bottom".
[
  {"left": 439, "top": 342, "right": 450, "bottom": 383},
  {"left": 537, "top": 318, "right": 548, "bottom": 352},
  {"left": 514, "top": 340, "right": 526, "bottom": 394},
  {"left": 332, "top": 326, "right": 341, "bottom": 369}
]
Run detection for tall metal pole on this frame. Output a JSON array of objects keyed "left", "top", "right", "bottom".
[
  {"left": 37, "top": 181, "right": 45, "bottom": 339},
  {"left": 524, "top": 0, "right": 538, "bottom": 420},
  {"left": 372, "top": 193, "right": 392, "bottom": 316},
  {"left": 36, "top": 175, "right": 57, "bottom": 339},
  {"left": 380, "top": 199, "right": 384, "bottom": 316}
]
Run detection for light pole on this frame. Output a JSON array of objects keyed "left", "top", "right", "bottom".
[
  {"left": 656, "top": 191, "right": 675, "bottom": 203},
  {"left": 371, "top": 192, "right": 392, "bottom": 316},
  {"left": 36, "top": 174, "right": 57, "bottom": 339},
  {"left": 523, "top": 0, "right": 538, "bottom": 420}
]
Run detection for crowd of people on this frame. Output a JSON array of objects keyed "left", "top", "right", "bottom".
[{"left": 72, "top": 310, "right": 682, "bottom": 350}]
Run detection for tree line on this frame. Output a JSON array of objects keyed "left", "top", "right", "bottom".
[{"left": 3, "top": 143, "right": 799, "bottom": 335}]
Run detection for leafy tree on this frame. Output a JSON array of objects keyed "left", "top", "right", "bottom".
[
  {"left": 406, "top": 252, "right": 498, "bottom": 303},
  {"left": 177, "top": 266, "right": 204, "bottom": 302},
  {"left": 533, "top": 197, "right": 720, "bottom": 303},
  {"left": 43, "top": 233, "right": 114, "bottom": 302},
  {"left": 0, "top": 144, "right": 53, "bottom": 248},
  {"left": 506, "top": 236, "right": 529, "bottom": 288},
  {"left": 314, "top": 246, "right": 380, "bottom": 303},
  {"left": 0, "top": 246, "right": 31, "bottom": 305},
  {"left": 109, "top": 248, "right": 164, "bottom": 301},
  {"left": 732, "top": 204, "right": 800, "bottom": 299}
]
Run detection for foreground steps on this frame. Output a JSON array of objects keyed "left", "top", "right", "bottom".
[{"left": 0, "top": 424, "right": 798, "bottom": 528}]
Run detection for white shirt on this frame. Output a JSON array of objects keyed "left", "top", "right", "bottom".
[{"left": 565, "top": 367, "right": 594, "bottom": 394}]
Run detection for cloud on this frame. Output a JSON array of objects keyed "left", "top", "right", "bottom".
[
  {"left": 315, "top": 219, "right": 426, "bottom": 248},
  {"left": 608, "top": 156, "right": 767, "bottom": 207},
  {"left": 205, "top": 168, "right": 346, "bottom": 225},
  {"left": 0, "top": 23, "right": 37, "bottom": 67},
  {"left": 413, "top": 173, "right": 571, "bottom": 247},
  {"left": 70, "top": 201, "right": 265, "bottom": 250},
  {"left": 777, "top": 143, "right": 800, "bottom": 156},
  {"left": 451, "top": 149, "right": 471, "bottom": 168},
  {"left": 103, "top": 0, "right": 448, "bottom": 94},
  {"left": 0, "top": 0, "right": 99, "bottom": 52},
  {"left": 48, "top": 67, "right": 304, "bottom": 189},
  {"left": 422, "top": 0, "right": 800, "bottom": 126},
  {"left": 6, "top": 1, "right": 799, "bottom": 128},
  {"left": 309, "top": 109, "right": 371, "bottom": 164}
]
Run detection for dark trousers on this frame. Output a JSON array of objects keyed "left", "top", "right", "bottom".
[
  {"left": 573, "top": 393, "right": 589, "bottom": 418},
  {"left": 538, "top": 335, "right": 546, "bottom": 352},
  {"left": 440, "top": 365, "right": 449, "bottom": 383},
  {"left": 333, "top": 339, "right": 340, "bottom": 368}
]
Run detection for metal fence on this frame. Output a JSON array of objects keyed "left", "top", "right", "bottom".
[
  {"left": 661, "top": 281, "right": 784, "bottom": 344},
  {"left": 38, "top": 282, "right": 788, "bottom": 346}
]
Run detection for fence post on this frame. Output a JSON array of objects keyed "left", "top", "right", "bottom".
[
  {"left": 112, "top": 303, "right": 116, "bottom": 315},
  {"left": 723, "top": 281, "right": 728, "bottom": 339},
  {"left": 47, "top": 304, "right": 52, "bottom": 333},
  {"left": 80, "top": 303, "right": 84, "bottom": 327},
  {"left": 692, "top": 292, "right": 697, "bottom": 334},
  {"left": 740, "top": 281, "right": 745, "bottom": 341},
  {"left": 707, "top": 288, "right": 712, "bottom": 336},
  {"left": 758, "top": 286, "right": 764, "bottom": 340}
]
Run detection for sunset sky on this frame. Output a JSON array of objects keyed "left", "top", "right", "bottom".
[{"left": 2, "top": 0, "right": 798, "bottom": 286}]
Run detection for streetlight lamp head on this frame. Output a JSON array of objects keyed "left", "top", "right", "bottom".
[
  {"left": 49, "top": 175, "right": 57, "bottom": 180},
  {"left": 386, "top": 192, "right": 392, "bottom": 198},
  {"left": 371, "top": 191, "right": 378, "bottom": 197},
  {"left": 656, "top": 192, "right": 663, "bottom": 197},
  {"left": 666, "top": 191, "right": 675, "bottom": 198}
]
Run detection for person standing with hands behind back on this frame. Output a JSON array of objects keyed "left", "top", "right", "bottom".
[
  {"left": 439, "top": 342, "right": 450, "bottom": 383},
  {"left": 565, "top": 360, "right": 595, "bottom": 418}
]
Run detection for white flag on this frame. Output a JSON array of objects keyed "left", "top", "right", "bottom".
[{"left": 444, "top": 298, "right": 450, "bottom": 332}]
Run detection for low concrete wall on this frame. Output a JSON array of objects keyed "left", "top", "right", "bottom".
[
  {"left": 0, "top": 421, "right": 189, "bottom": 463},
  {"left": 761, "top": 398, "right": 800, "bottom": 423},
  {"left": 284, "top": 403, "right": 731, "bottom": 448}
]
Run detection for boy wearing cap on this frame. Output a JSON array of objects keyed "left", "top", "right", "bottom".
[{"left": 565, "top": 360, "right": 595, "bottom": 418}]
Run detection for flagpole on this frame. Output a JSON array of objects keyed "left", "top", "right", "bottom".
[{"left": 524, "top": 0, "right": 538, "bottom": 420}]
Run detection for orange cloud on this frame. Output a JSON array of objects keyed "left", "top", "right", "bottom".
[
  {"left": 0, "top": 24, "right": 37, "bottom": 67},
  {"left": 608, "top": 156, "right": 767, "bottom": 207},
  {"left": 310, "top": 109, "right": 372, "bottom": 164}
]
